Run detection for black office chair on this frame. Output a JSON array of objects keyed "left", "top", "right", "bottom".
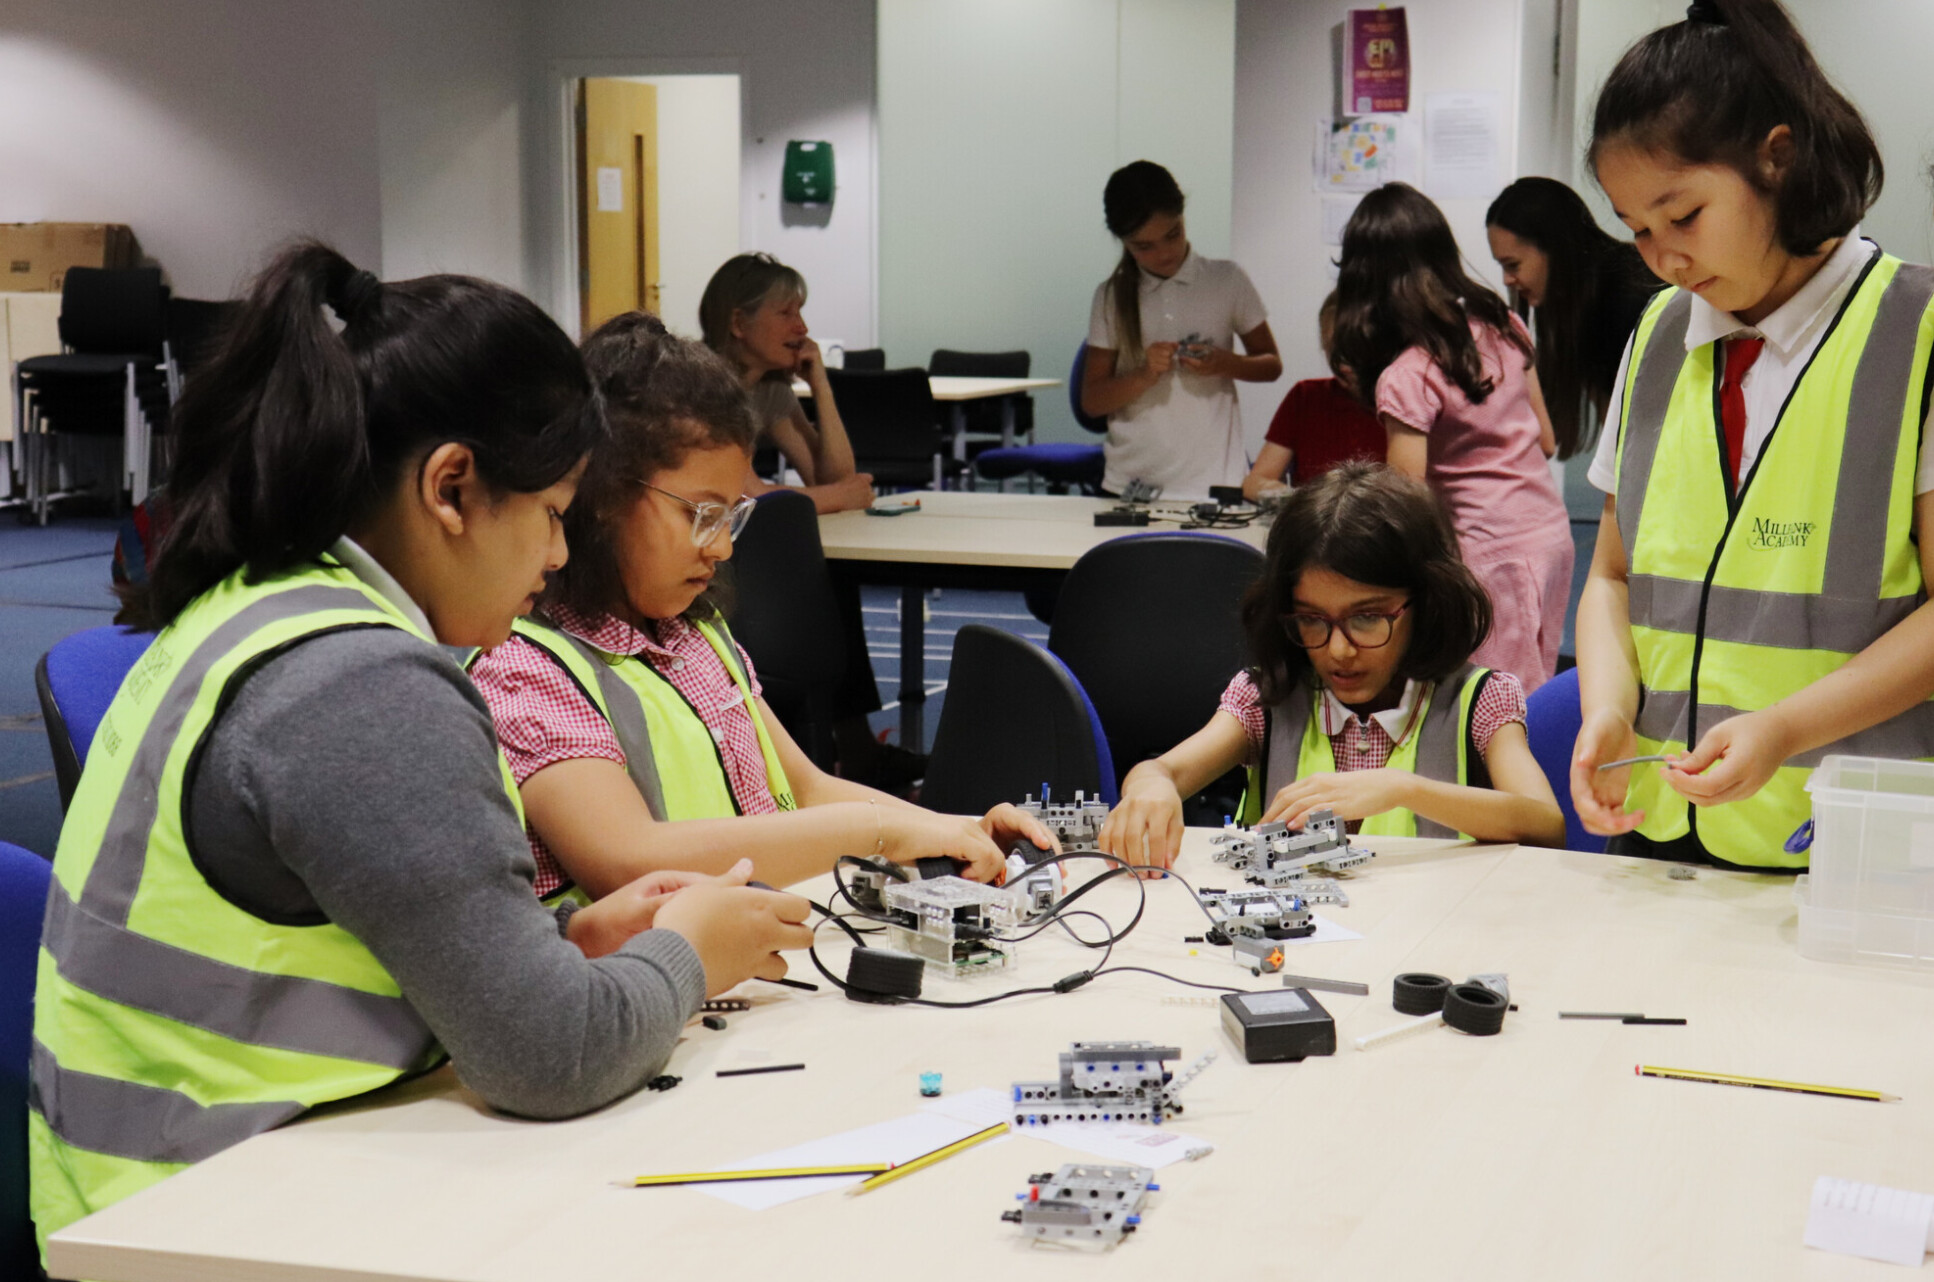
[
  {"left": 15, "top": 267, "right": 171, "bottom": 521},
  {"left": 928, "top": 348, "right": 1032, "bottom": 455},
  {"left": 922, "top": 625, "right": 1116, "bottom": 817},
  {"left": 720, "top": 490, "right": 846, "bottom": 768},
  {"left": 1048, "top": 533, "right": 1264, "bottom": 819},
  {"left": 824, "top": 367, "right": 964, "bottom": 491},
  {"left": 840, "top": 347, "right": 886, "bottom": 372},
  {"left": 163, "top": 297, "right": 236, "bottom": 386}
]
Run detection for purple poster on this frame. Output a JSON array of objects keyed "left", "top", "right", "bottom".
[{"left": 1347, "top": 8, "right": 1410, "bottom": 115}]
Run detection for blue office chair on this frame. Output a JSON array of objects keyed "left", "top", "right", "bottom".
[
  {"left": 35, "top": 625, "right": 155, "bottom": 813},
  {"left": 1069, "top": 343, "right": 1109, "bottom": 434},
  {"left": 971, "top": 344, "right": 1106, "bottom": 494},
  {"left": 920, "top": 624, "right": 1117, "bottom": 816},
  {"left": 1, "top": 841, "right": 51, "bottom": 1281},
  {"left": 1524, "top": 666, "right": 1606, "bottom": 853}
]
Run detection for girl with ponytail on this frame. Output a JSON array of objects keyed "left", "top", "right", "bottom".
[
  {"left": 31, "top": 244, "right": 811, "bottom": 1263},
  {"left": 1080, "top": 161, "right": 1281, "bottom": 500},
  {"left": 1573, "top": 0, "right": 1934, "bottom": 872}
]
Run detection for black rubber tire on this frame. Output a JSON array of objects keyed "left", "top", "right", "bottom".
[
  {"left": 1392, "top": 972, "right": 1451, "bottom": 1015},
  {"left": 1442, "top": 982, "right": 1508, "bottom": 1035}
]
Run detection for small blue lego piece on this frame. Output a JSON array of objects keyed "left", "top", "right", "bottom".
[
  {"left": 919, "top": 1071, "right": 942, "bottom": 1097},
  {"left": 1147, "top": 1184, "right": 1159, "bottom": 1192},
  {"left": 1125, "top": 1215, "right": 1142, "bottom": 1225}
]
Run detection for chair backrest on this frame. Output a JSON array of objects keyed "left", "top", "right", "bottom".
[
  {"left": 58, "top": 266, "right": 167, "bottom": 356},
  {"left": 1069, "top": 344, "right": 1109, "bottom": 434},
  {"left": 35, "top": 626, "right": 155, "bottom": 813},
  {"left": 164, "top": 297, "right": 237, "bottom": 379},
  {"left": 922, "top": 625, "right": 1116, "bottom": 816},
  {"left": 0, "top": 840, "right": 51, "bottom": 1282},
  {"left": 1048, "top": 533, "right": 1264, "bottom": 783},
  {"left": 928, "top": 349, "right": 1029, "bottom": 379},
  {"left": 1523, "top": 665, "right": 1605, "bottom": 853},
  {"left": 721, "top": 489, "right": 847, "bottom": 705},
  {"left": 823, "top": 367, "right": 941, "bottom": 463},
  {"left": 840, "top": 347, "right": 886, "bottom": 372}
]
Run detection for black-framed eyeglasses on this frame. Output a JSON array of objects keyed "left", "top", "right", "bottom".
[
  {"left": 643, "top": 482, "right": 757, "bottom": 547},
  {"left": 1283, "top": 602, "right": 1409, "bottom": 649}
]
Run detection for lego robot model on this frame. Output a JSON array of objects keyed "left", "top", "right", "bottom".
[
  {"left": 842, "top": 862, "right": 1024, "bottom": 979},
  {"left": 1197, "top": 887, "right": 1317, "bottom": 975},
  {"left": 1006, "top": 788, "right": 1110, "bottom": 919},
  {"left": 1011, "top": 1041, "right": 1216, "bottom": 1127},
  {"left": 1209, "top": 808, "right": 1373, "bottom": 893},
  {"left": 1002, "top": 1164, "right": 1157, "bottom": 1247}
]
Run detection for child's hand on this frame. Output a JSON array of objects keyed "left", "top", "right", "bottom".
[
  {"left": 1570, "top": 707, "right": 1646, "bottom": 836},
  {"left": 882, "top": 808, "right": 1010, "bottom": 884},
  {"left": 1143, "top": 342, "right": 1179, "bottom": 376},
  {"left": 1663, "top": 710, "right": 1793, "bottom": 807},
  {"left": 1178, "top": 344, "right": 1240, "bottom": 378},
  {"left": 567, "top": 859, "right": 757, "bottom": 959},
  {"left": 1095, "top": 778, "right": 1183, "bottom": 871},
  {"left": 977, "top": 803, "right": 1060, "bottom": 863},
  {"left": 1262, "top": 769, "right": 1411, "bottom": 829},
  {"left": 653, "top": 881, "right": 815, "bottom": 997}
]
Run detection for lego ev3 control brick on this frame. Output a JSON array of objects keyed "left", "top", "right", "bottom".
[{"left": 1220, "top": 988, "right": 1336, "bottom": 1063}]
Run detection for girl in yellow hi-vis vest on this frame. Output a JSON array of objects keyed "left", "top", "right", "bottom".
[
  {"left": 1572, "top": 0, "right": 1934, "bottom": 870},
  {"left": 1096, "top": 463, "right": 1564, "bottom": 869},
  {"left": 29, "top": 245, "right": 813, "bottom": 1265},
  {"left": 468, "top": 314, "right": 1057, "bottom": 903}
]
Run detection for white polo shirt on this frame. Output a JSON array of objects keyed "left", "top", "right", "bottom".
[
  {"left": 1087, "top": 249, "right": 1269, "bottom": 501},
  {"left": 1588, "top": 231, "right": 1934, "bottom": 496}
]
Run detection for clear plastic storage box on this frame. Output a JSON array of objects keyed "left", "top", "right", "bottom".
[{"left": 1796, "top": 755, "right": 1934, "bottom": 970}]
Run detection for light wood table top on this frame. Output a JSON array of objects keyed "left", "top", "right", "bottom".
[
  {"left": 48, "top": 833, "right": 1934, "bottom": 1281},
  {"left": 817, "top": 489, "right": 1270, "bottom": 570},
  {"left": 794, "top": 374, "right": 1061, "bottom": 401}
]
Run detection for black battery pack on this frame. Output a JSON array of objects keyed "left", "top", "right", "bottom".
[{"left": 1219, "top": 988, "right": 1336, "bottom": 1063}]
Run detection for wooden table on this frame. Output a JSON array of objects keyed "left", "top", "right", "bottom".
[
  {"left": 818, "top": 490, "right": 1270, "bottom": 744},
  {"left": 796, "top": 374, "right": 1064, "bottom": 456},
  {"left": 49, "top": 833, "right": 1934, "bottom": 1281}
]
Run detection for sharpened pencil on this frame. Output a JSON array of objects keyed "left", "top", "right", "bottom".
[
  {"left": 847, "top": 1122, "right": 1009, "bottom": 1194},
  {"left": 633, "top": 1163, "right": 890, "bottom": 1187}
]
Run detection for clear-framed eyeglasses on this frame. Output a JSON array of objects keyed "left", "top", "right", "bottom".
[
  {"left": 643, "top": 482, "right": 757, "bottom": 547},
  {"left": 1282, "top": 602, "right": 1409, "bottom": 649}
]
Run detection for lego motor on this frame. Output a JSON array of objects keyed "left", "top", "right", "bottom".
[{"left": 1002, "top": 1164, "right": 1157, "bottom": 1247}]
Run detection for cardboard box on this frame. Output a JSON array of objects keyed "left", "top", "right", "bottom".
[{"left": 0, "top": 223, "right": 139, "bottom": 292}]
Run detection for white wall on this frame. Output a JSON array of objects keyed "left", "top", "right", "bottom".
[
  {"left": 622, "top": 76, "right": 742, "bottom": 338},
  {"left": 1571, "top": 1, "right": 1934, "bottom": 263},
  {"left": 527, "top": 0, "right": 877, "bottom": 343},
  {"left": 877, "top": 0, "right": 1236, "bottom": 441},
  {"left": 0, "top": 0, "right": 384, "bottom": 299},
  {"left": 1232, "top": 0, "right": 1525, "bottom": 452}
]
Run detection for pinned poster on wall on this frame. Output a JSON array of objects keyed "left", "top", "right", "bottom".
[{"left": 1343, "top": 7, "right": 1409, "bottom": 116}]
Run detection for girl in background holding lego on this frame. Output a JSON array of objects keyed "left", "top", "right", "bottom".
[
  {"left": 1333, "top": 183, "right": 1573, "bottom": 696},
  {"left": 1097, "top": 463, "right": 1563, "bottom": 867},
  {"left": 1572, "top": 0, "right": 1934, "bottom": 869},
  {"left": 470, "top": 314, "right": 1054, "bottom": 901},
  {"left": 1241, "top": 291, "right": 1386, "bottom": 500},
  {"left": 1080, "top": 160, "right": 1281, "bottom": 501}
]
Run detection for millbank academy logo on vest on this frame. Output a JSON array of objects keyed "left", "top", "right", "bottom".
[{"left": 1748, "top": 517, "right": 1817, "bottom": 550}]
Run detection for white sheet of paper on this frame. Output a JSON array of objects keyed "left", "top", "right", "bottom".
[
  {"left": 1322, "top": 196, "right": 1360, "bottom": 246},
  {"left": 691, "top": 1111, "right": 1004, "bottom": 1211},
  {"left": 1287, "top": 912, "right": 1364, "bottom": 945},
  {"left": 920, "top": 1086, "right": 1014, "bottom": 1130},
  {"left": 1422, "top": 91, "right": 1501, "bottom": 200},
  {"left": 1804, "top": 1175, "right": 1934, "bottom": 1267},
  {"left": 595, "top": 166, "right": 624, "bottom": 213},
  {"left": 1016, "top": 1120, "right": 1208, "bottom": 1170}
]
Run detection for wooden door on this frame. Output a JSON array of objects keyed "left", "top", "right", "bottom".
[{"left": 579, "top": 79, "right": 661, "bottom": 332}]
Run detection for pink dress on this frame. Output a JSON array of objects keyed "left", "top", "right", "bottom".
[{"left": 1376, "top": 316, "right": 1572, "bottom": 693}]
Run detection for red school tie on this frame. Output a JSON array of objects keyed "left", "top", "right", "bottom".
[{"left": 1720, "top": 336, "right": 1765, "bottom": 493}]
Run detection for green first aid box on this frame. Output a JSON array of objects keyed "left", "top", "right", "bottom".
[{"left": 784, "top": 140, "right": 834, "bottom": 205}]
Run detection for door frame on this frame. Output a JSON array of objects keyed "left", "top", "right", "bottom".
[{"left": 544, "top": 57, "right": 748, "bottom": 339}]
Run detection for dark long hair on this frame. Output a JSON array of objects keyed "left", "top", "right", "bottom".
[
  {"left": 121, "top": 241, "right": 601, "bottom": 629},
  {"left": 1486, "top": 177, "right": 1657, "bottom": 456},
  {"left": 1588, "top": 0, "right": 1881, "bottom": 257},
  {"left": 1102, "top": 161, "right": 1185, "bottom": 374},
  {"left": 546, "top": 312, "right": 758, "bottom": 623},
  {"left": 1242, "top": 462, "right": 1490, "bottom": 705},
  {"left": 1333, "top": 184, "right": 1530, "bottom": 412}
]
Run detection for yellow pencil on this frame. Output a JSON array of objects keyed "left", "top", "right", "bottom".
[
  {"left": 847, "top": 1122, "right": 1010, "bottom": 1195},
  {"left": 1637, "top": 1064, "right": 1899, "bottom": 1102},
  {"left": 633, "top": 1162, "right": 890, "bottom": 1187}
]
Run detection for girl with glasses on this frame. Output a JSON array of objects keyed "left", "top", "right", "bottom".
[
  {"left": 1097, "top": 463, "right": 1563, "bottom": 866},
  {"left": 469, "top": 314, "right": 1054, "bottom": 902}
]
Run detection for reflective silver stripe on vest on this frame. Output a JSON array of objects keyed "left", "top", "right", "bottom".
[
  {"left": 29, "top": 1039, "right": 304, "bottom": 1165},
  {"left": 1615, "top": 292, "right": 1693, "bottom": 545},
  {"left": 1627, "top": 575, "right": 1920, "bottom": 653},
  {"left": 1637, "top": 688, "right": 1934, "bottom": 769},
  {"left": 42, "top": 887, "right": 435, "bottom": 1070},
  {"left": 1263, "top": 665, "right": 1476, "bottom": 841},
  {"left": 83, "top": 584, "right": 396, "bottom": 924},
  {"left": 558, "top": 632, "right": 670, "bottom": 822}
]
